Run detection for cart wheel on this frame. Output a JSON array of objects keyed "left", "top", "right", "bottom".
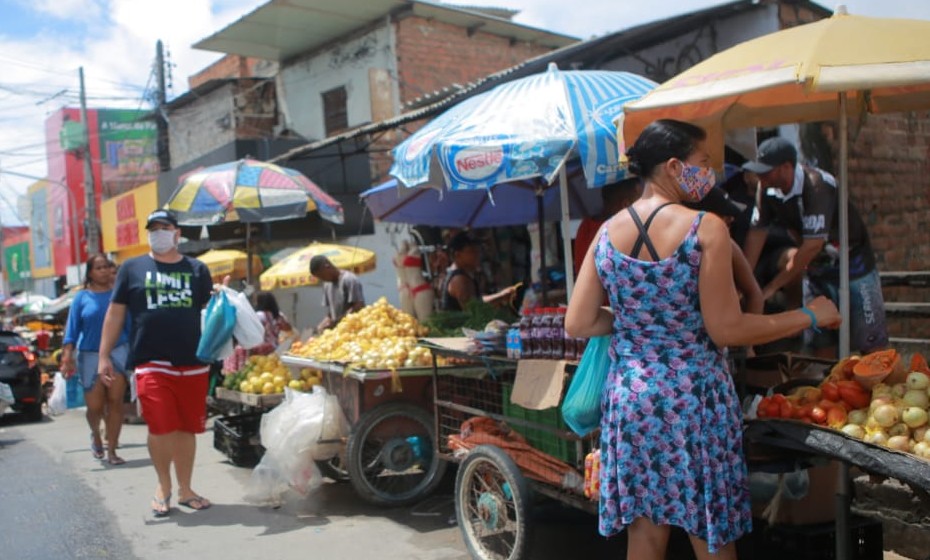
[
  {"left": 345, "top": 402, "right": 447, "bottom": 506},
  {"left": 315, "top": 456, "right": 350, "bottom": 483},
  {"left": 455, "top": 445, "right": 531, "bottom": 560}
]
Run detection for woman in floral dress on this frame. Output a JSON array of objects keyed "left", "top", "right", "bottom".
[{"left": 565, "top": 119, "right": 840, "bottom": 559}]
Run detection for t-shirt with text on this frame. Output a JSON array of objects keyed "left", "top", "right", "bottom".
[{"left": 112, "top": 255, "right": 213, "bottom": 368}]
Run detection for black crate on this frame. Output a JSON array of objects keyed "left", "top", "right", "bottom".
[
  {"left": 743, "top": 515, "right": 883, "bottom": 560},
  {"left": 213, "top": 413, "right": 265, "bottom": 468}
]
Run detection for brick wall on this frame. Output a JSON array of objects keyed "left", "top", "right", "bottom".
[
  {"left": 189, "top": 55, "right": 261, "bottom": 89},
  {"left": 393, "top": 16, "right": 555, "bottom": 108}
]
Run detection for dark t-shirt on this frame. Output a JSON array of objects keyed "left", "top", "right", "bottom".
[
  {"left": 752, "top": 165, "right": 876, "bottom": 280},
  {"left": 112, "top": 255, "right": 213, "bottom": 368}
]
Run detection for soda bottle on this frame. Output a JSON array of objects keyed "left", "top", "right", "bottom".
[
  {"left": 552, "top": 306, "right": 566, "bottom": 360},
  {"left": 537, "top": 308, "right": 552, "bottom": 359},
  {"left": 519, "top": 309, "right": 535, "bottom": 359}
]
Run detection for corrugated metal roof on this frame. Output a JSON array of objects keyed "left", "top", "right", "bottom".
[{"left": 193, "top": 0, "right": 576, "bottom": 62}]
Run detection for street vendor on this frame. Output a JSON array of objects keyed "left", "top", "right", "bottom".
[
  {"left": 741, "top": 137, "right": 888, "bottom": 354},
  {"left": 309, "top": 255, "right": 365, "bottom": 331},
  {"left": 439, "top": 231, "right": 517, "bottom": 312}
]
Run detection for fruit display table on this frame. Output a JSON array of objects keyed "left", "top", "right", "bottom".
[{"left": 214, "top": 387, "right": 284, "bottom": 409}]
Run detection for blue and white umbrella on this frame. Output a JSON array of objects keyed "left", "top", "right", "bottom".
[{"left": 390, "top": 64, "right": 656, "bottom": 294}]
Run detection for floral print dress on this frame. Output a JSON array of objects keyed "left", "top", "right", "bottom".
[{"left": 594, "top": 212, "right": 752, "bottom": 553}]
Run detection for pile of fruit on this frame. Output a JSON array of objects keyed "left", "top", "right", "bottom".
[
  {"left": 756, "top": 350, "right": 930, "bottom": 460},
  {"left": 288, "top": 297, "right": 435, "bottom": 370},
  {"left": 222, "top": 353, "right": 324, "bottom": 395}
]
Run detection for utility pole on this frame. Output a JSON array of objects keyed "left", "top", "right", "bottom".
[
  {"left": 78, "top": 66, "right": 100, "bottom": 255},
  {"left": 155, "top": 40, "right": 170, "bottom": 171}
]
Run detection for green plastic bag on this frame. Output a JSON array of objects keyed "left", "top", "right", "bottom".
[{"left": 561, "top": 336, "right": 611, "bottom": 436}]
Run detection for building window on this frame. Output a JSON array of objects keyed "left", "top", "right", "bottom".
[{"left": 322, "top": 86, "right": 348, "bottom": 136}]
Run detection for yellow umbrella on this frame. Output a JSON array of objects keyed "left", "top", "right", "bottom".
[
  {"left": 621, "top": 7, "right": 930, "bottom": 358},
  {"left": 259, "top": 243, "right": 377, "bottom": 291},
  {"left": 197, "top": 249, "right": 264, "bottom": 282}
]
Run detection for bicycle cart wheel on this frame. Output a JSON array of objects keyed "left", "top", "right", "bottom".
[
  {"left": 345, "top": 402, "right": 446, "bottom": 506},
  {"left": 455, "top": 445, "right": 531, "bottom": 560}
]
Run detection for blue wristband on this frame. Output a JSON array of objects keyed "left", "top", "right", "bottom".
[{"left": 800, "top": 307, "right": 821, "bottom": 333}]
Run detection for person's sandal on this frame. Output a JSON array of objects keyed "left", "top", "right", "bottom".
[
  {"left": 151, "top": 493, "right": 171, "bottom": 517},
  {"left": 178, "top": 495, "right": 212, "bottom": 511},
  {"left": 90, "top": 435, "right": 104, "bottom": 460}
]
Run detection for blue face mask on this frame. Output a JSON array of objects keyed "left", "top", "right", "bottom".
[{"left": 677, "top": 164, "right": 716, "bottom": 202}]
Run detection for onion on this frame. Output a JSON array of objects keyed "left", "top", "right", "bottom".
[
  {"left": 841, "top": 424, "right": 866, "bottom": 439},
  {"left": 903, "top": 389, "right": 930, "bottom": 409},
  {"left": 913, "top": 426, "right": 929, "bottom": 442},
  {"left": 887, "top": 435, "right": 912, "bottom": 452},
  {"left": 907, "top": 371, "right": 930, "bottom": 391},
  {"left": 864, "top": 431, "right": 888, "bottom": 446},
  {"left": 847, "top": 409, "right": 869, "bottom": 426},
  {"left": 891, "top": 383, "right": 909, "bottom": 399},
  {"left": 889, "top": 423, "right": 911, "bottom": 438},
  {"left": 872, "top": 404, "right": 900, "bottom": 428},
  {"left": 913, "top": 441, "right": 930, "bottom": 459},
  {"left": 903, "top": 407, "right": 929, "bottom": 429},
  {"left": 872, "top": 383, "right": 893, "bottom": 398},
  {"left": 870, "top": 396, "right": 896, "bottom": 412}
]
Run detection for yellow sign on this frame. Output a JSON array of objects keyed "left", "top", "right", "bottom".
[{"left": 101, "top": 181, "right": 158, "bottom": 257}]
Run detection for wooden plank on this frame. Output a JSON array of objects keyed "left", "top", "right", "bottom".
[
  {"left": 885, "top": 302, "right": 930, "bottom": 319},
  {"left": 880, "top": 271, "right": 930, "bottom": 288}
]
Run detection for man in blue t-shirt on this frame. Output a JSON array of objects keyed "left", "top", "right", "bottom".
[{"left": 98, "top": 209, "right": 214, "bottom": 517}]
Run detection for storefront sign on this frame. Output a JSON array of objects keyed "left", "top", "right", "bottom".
[{"left": 101, "top": 181, "right": 157, "bottom": 255}]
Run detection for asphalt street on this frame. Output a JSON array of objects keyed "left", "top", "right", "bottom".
[{"left": 0, "top": 406, "right": 626, "bottom": 560}]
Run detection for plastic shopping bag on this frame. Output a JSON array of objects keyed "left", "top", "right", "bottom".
[
  {"left": 48, "top": 372, "right": 68, "bottom": 416},
  {"left": 223, "top": 287, "right": 265, "bottom": 350},
  {"left": 561, "top": 336, "right": 611, "bottom": 436},
  {"left": 196, "top": 289, "right": 237, "bottom": 363}
]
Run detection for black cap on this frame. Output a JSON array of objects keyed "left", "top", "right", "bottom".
[
  {"left": 447, "top": 231, "right": 481, "bottom": 253},
  {"left": 145, "top": 209, "right": 179, "bottom": 230},
  {"left": 742, "top": 137, "right": 798, "bottom": 174},
  {"left": 685, "top": 187, "right": 745, "bottom": 220}
]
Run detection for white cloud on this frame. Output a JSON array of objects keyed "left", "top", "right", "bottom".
[{"left": 18, "top": 0, "right": 104, "bottom": 23}]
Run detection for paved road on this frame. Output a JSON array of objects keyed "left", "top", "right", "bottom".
[{"left": 0, "top": 407, "right": 625, "bottom": 560}]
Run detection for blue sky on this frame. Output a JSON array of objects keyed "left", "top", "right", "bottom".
[{"left": 1, "top": 0, "right": 929, "bottom": 226}]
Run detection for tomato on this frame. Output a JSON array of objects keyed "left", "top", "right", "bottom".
[
  {"left": 757, "top": 397, "right": 771, "bottom": 418},
  {"left": 837, "top": 381, "right": 871, "bottom": 410},
  {"left": 810, "top": 406, "right": 828, "bottom": 425},
  {"left": 827, "top": 407, "right": 848, "bottom": 428},
  {"left": 821, "top": 381, "right": 840, "bottom": 402},
  {"left": 795, "top": 404, "right": 814, "bottom": 420},
  {"left": 779, "top": 400, "right": 794, "bottom": 419}
]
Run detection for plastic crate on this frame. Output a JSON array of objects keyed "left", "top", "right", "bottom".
[
  {"left": 213, "top": 413, "right": 265, "bottom": 468},
  {"left": 502, "top": 384, "right": 576, "bottom": 464},
  {"left": 743, "top": 515, "right": 883, "bottom": 560}
]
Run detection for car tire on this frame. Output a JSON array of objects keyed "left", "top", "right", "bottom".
[{"left": 23, "top": 402, "right": 44, "bottom": 422}]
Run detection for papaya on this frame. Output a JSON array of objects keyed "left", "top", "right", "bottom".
[{"left": 854, "top": 349, "right": 906, "bottom": 385}]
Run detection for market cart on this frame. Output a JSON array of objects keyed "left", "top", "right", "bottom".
[
  {"left": 278, "top": 354, "right": 459, "bottom": 507},
  {"left": 421, "top": 338, "right": 599, "bottom": 560}
]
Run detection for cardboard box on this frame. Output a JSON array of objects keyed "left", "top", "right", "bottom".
[{"left": 751, "top": 460, "right": 841, "bottom": 525}]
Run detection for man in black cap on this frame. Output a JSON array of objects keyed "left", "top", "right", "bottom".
[
  {"left": 440, "top": 231, "right": 516, "bottom": 312},
  {"left": 742, "top": 137, "right": 887, "bottom": 354},
  {"left": 98, "top": 208, "right": 215, "bottom": 516},
  {"left": 309, "top": 254, "right": 365, "bottom": 331}
]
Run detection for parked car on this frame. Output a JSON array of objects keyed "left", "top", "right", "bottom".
[{"left": 0, "top": 330, "right": 43, "bottom": 421}]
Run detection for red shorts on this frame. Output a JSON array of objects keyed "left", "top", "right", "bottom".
[{"left": 136, "top": 361, "right": 210, "bottom": 435}]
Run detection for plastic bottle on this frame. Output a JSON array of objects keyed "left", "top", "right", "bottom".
[
  {"left": 537, "top": 308, "right": 552, "bottom": 359},
  {"left": 519, "top": 309, "right": 534, "bottom": 359},
  {"left": 552, "top": 306, "right": 566, "bottom": 360}
]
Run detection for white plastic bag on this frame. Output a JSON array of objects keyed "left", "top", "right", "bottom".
[
  {"left": 223, "top": 287, "right": 265, "bottom": 350},
  {"left": 244, "top": 387, "right": 349, "bottom": 506},
  {"left": 48, "top": 372, "right": 67, "bottom": 416}
]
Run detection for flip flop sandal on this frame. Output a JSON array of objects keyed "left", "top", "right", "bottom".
[
  {"left": 178, "top": 495, "right": 212, "bottom": 511},
  {"left": 90, "top": 435, "right": 105, "bottom": 460},
  {"left": 107, "top": 456, "right": 126, "bottom": 466},
  {"left": 151, "top": 493, "right": 171, "bottom": 517}
]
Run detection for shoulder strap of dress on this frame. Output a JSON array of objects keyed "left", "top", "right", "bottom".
[{"left": 628, "top": 202, "right": 676, "bottom": 261}]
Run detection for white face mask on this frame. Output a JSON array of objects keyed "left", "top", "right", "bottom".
[{"left": 148, "top": 230, "right": 177, "bottom": 254}]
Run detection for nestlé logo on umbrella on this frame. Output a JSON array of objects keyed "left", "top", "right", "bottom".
[{"left": 450, "top": 145, "right": 505, "bottom": 182}]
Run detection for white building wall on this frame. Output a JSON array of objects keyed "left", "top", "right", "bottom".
[
  {"left": 168, "top": 84, "right": 238, "bottom": 168},
  {"left": 278, "top": 24, "right": 393, "bottom": 141}
]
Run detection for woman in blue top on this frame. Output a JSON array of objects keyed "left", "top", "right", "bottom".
[{"left": 61, "top": 254, "right": 131, "bottom": 465}]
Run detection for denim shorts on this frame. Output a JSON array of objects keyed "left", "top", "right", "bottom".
[
  {"left": 808, "top": 269, "right": 889, "bottom": 353},
  {"left": 77, "top": 343, "right": 130, "bottom": 391}
]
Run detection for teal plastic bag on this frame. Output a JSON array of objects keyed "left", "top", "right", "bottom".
[
  {"left": 561, "top": 335, "right": 611, "bottom": 436},
  {"left": 196, "top": 290, "right": 237, "bottom": 363}
]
